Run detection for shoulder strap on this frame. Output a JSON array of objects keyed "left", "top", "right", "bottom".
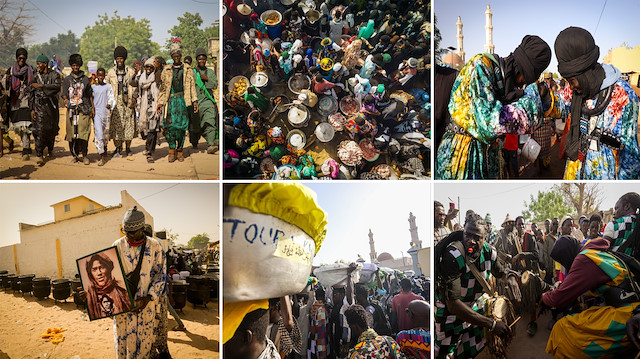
[
  {"left": 194, "top": 69, "right": 217, "bottom": 105},
  {"left": 132, "top": 240, "right": 147, "bottom": 276},
  {"left": 452, "top": 240, "right": 495, "bottom": 295}
]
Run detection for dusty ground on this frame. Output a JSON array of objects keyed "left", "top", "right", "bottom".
[
  {"left": 477, "top": 311, "right": 553, "bottom": 359},
  {"left": 0, "top": 289, "right": 219, "bottom": 359},
  {"left": 0, "top": 109, "right": 219, "bottom": 180}
]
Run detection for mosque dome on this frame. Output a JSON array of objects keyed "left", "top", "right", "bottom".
[
  {"left": 377, "top": 252, "right": 394, "bottom": 262},
  {"left": 442, "top": 53, "right": 464, "bottom": 70}
]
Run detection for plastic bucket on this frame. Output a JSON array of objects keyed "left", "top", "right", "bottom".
[
  {"left": 522, "top": 137, "right": 541, "bottom": 162},
  {"left": 261, "top": 10, "right": 282, "bottom": 39},
  {"left": 224, "top": 206, "right": 316, "bottom": 301}
]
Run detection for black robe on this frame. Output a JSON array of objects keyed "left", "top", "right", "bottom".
[{"left": 29, "top": 70, "right": 61, "bottom": 137}]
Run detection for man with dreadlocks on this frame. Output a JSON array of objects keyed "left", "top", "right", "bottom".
[
  {"left": 554, "top": 27, "right": 640, "bottom": 180},
  {"left": 604, "top": 192, "right": 640, "bottom": 256},
  {"left": 436, "top": 35, "right": 551, "bottom": 179},
  {"left": 542, "top": 234, "right": 640, "bottom": 357},
  {"left": 434, "top": 213, "right": 512, "bottom": 358}
]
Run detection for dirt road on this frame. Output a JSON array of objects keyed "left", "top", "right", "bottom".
[{"left": 1, "top": 110, "right": 219, "bottom": 180}]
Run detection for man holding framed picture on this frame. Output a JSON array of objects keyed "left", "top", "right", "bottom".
[{"left": 112, "top": 206, "right": 167, "bottom": 359}]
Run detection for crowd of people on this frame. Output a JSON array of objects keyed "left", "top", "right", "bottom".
[
  {"left": 435, "top": 26, "right": 640, "bottom": 180},
  {"left": 223, "top": 0, "right": 431, "bottom": 179},
  {"left": 433, "top": 191, "right": 640, "bottom": 358},
  {"left": 226, "top": 263, "right": 431, "bottom": 359},
  {"left": 0, "top": 41, "right": 219, "bottom": 166}
]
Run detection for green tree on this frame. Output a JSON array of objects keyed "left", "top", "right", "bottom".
[
  {"left": 166, "top": 12, "right": 219, "bottom": 59},
  {"left": 433, "top": 14, "right": 447, "bottom": 62},
  {"left": 0, "top": 0, "right": 33, "bottom": 68},
  {"left": 28, "top": 31, "right": 79, "bottom": 67},
  {"left": 522, "top": 189, "right": 574, "bottom": 223},
  {"left": 187, "top": 233, "right": 210, "bottom": 249},
  {"left": 79, "top": 12, "right": 160, "bottom": 71}
]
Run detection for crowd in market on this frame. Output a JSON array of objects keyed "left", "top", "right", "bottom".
[
  {"left": 226, "top": 263, "right": 431, "bottom": 359},
  {"left": 223, "top": 0, "right": 431, "bottom": 179},
  {"left": 1, "top": 41, "right": 219, "bottom": 166},
  {"left": 435, "top": 26, "right": 640, "bottom": 180},
  {"left": 433, "top": 191, "right": 640, "bottom": 358}
]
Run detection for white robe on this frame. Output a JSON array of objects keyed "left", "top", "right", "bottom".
[{"left": 112, "top": 236, "right": 166, "bottom": 359}]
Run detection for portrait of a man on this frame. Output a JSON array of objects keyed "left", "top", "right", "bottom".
[{"left": 77, "top": 247, "right": 133, "bottom": 320}]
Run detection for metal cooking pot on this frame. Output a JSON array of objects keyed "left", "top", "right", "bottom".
[
  {"left": 52, "top": 278, "right": 71, "bottom": 302},
  {"left": 33, "top": 277, "right": 51, "bottom": 300}
]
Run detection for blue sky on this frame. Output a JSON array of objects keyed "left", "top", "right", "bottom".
[
  {"left": 25, "top": 0, "right": 220, "bottom": 46},
  {"left": 305, "top": 183, "right": 430, "bottom": 266},
  {"left": 436, "top": 0, "right": 640, "bottom": 74},
  {"left": 0, "top": 183, "right": 220, "bottom": 248}
]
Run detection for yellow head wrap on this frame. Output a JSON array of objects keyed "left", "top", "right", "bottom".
[{"left": 223, "top": 299, "right": 269, "bottom": 344}]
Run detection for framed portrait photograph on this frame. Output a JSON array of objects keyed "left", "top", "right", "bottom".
[{"left": 76, "top": 246, "right": 134, "bottom": 321}]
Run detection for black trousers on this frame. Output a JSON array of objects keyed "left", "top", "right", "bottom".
[{"left": 69, "top": 139, "right": 88, "bottom": 157}]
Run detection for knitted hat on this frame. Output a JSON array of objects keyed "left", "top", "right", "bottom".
[
  {"left": 195, "top": 48, "right": 208, "bottom": 59},
  {"left": 122, "top": 206, "right": 145, "bottom": 232},
  {"left": 36, "top": 54, "right": 49, "bottom": 63},
  {"left": 485, "top": 213, "right": 492, "bottom": 224},
  {"left": 382, "top": 53, "right": 391, "bottom": 63},
  {"left": 113, "top": 46, "right": 128, "bottom": 60}
]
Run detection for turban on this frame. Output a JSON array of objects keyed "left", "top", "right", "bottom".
[
  {"left": 36, "top": 54, "right": 49, "bottom": 63},
  {"left": 68, "top": 53, "right": 83, "bottom": 66},
  {"left": 122, "top": 206, "right": 145, "bottom": 232},
  {"left": 555, "top": 27, "right": 606, "bottom": 160},
  {"left": 144, "top": 57, "right": 155, "bottom": 68},
  {"left": 170, "top": 40, "right": 182, "bottom": 55},
  {"left": 512, "top": 35, "right": 551, "bottom": 85},
  {"left": 16, "top": 48, "right": 28, "bottom": 59},
  {"left": 551, "top": 235, "right": 581, "bottom": 272},
  {"left": 113, "top": 46, "right": 128, "bottom": 60}
]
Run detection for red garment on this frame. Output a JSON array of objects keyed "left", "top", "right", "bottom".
[
  {"left": 542, "top": 237, "right": 611, "bottom": 308},
  {"left": 391, "top": 291, "right": 424, "bottom": 331},
  {"left": 312, "top": 78, "right": 335, "bottom": 94},
  {"left": 504, "top": 134, "right": 519, "bottom": 151}
]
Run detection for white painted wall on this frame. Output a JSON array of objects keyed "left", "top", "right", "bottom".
[{"left": 0, "top": 191, "right": 155, "bottom": 279}]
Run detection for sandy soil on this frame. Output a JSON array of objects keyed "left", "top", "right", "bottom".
[
  {"left": 477, "top": 311, "right": 553, "bottom": 359},
  {"left": 0, "top": 109, "right": 219, "bottom": 180},
  {"left": 0, "top": 289, "right": 219, "bottom": 359}
]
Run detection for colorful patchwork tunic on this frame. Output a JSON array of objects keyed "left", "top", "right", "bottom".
[
  {"left": 347, "top": 329, "right": 405, "bottom": 359},
  {"left": 435, "top": 233, "right": 500, "bottom": 359},
  {"left": 545, "top": 239, "right": 640, "bottom": 358},
  {"left": 436, "top": 54, "right": 543, "bottom": 179},
  {"left": 563, "top": 76, "right": 640, "bottom": 180}
]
